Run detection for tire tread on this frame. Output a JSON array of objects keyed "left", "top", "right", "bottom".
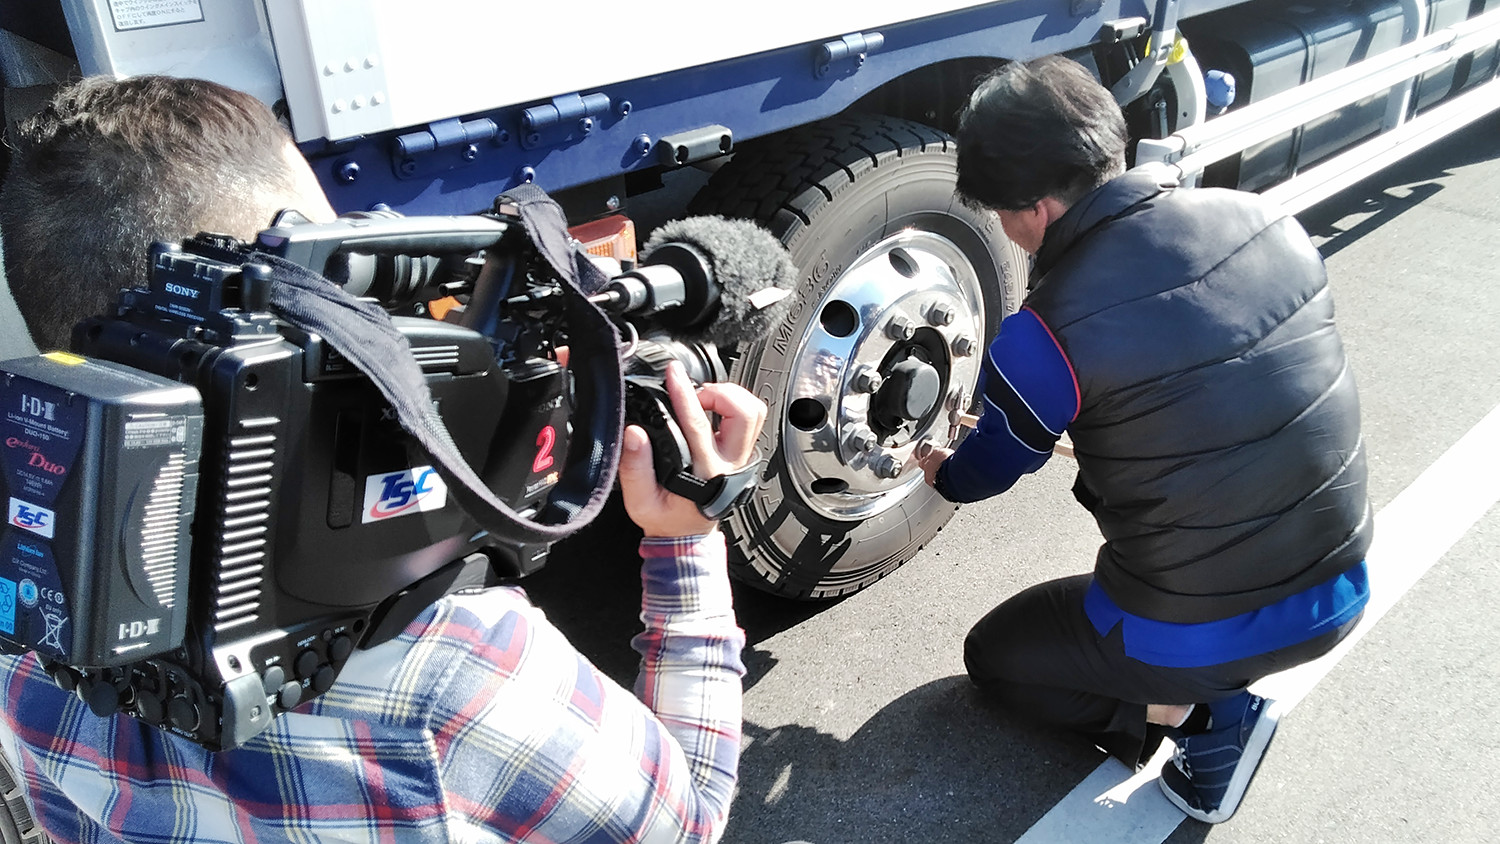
[
  {"left": 690, "top": 113, "right": 1014, "bottom": 599},
  {"left": 0, "top": 749, "right": 49, "bottom": 844}
]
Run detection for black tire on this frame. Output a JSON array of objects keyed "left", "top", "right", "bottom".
[
  {"left": 0, "top": 748, "right": 47, "bottom": 844},
  {"left": 688, "top": 114, "right": 1027, "bottom": 598}
]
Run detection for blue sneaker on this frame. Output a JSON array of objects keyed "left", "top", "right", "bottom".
[{"left": 1158, "top": 692, "right": 1281, "bottom": 823}]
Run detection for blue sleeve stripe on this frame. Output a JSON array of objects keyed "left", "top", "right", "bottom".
[
  {"left": 977, "top": 309, "right": 1080, "bottom": 453},
  {"left": 980, "top": 385, "right": 1052, "bottom": 454},
  {"left": 938, "top": 309, "right": 1079, "bottom": 504},
  {"left": 1012, "top": 308, "right": 1080, "bottom": 429}
]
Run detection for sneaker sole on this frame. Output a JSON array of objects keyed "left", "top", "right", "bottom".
[{"left": 1158, "top": 698, "right": 1283, "bottom": 824}]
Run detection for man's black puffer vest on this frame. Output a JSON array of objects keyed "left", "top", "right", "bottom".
[{"left": 1026, "top": 165, "right": 1372, "bottom": 624}]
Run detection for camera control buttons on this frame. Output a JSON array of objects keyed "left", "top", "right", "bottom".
[
  {"left": 294, "top": 649, "right": 320, "bottom": 680},
  {"left": 312, "top": 665, "right": 336, "bottom": 694},
  {"left": 167, "top": 696, "right": 199, "bottom": 732},
  {"left": 46, "top": 664, "right": 81, "bottom": 694},
  {"left": 80, "top": 675, "right": 123, "bottom": 718},
  {"left": 262, "top": 665, "right": 286, "bottom": 695},
  {"left": 329, "top": 634, "right": 354, "bottom": 663},
  {"left": 135, "top": 690, "right": 165, "bottom": 724},
  {"left": 277, "top": 682, "right": 303, "bottom": 710}
]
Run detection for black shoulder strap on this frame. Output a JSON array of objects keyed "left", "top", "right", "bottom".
[
  {"left": 258, "top": 193, "right": 624, "bottom": 547},
  {"left": 502, "top": 183, "right": 612, "bottom": 294}
]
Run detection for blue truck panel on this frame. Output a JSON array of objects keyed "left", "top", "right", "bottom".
[{"left": 304, "top": 0, "right": 1164, "bottom": 215}]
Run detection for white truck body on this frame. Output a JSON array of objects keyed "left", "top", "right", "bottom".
[{"left": 65, "top": 0, "right": 1091, "bottom": 143}]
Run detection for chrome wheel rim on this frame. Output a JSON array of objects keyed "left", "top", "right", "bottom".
[{"left": 781, "top": 229, "right": 987, "bottom": 522}]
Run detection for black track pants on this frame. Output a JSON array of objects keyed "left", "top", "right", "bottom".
[{"left": 963, "top": 573, "right": 1361, "bottom": 768}]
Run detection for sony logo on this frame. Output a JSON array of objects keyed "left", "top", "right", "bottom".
[{"left": 164, "top": 282, "right": 199, "bottom": 299}]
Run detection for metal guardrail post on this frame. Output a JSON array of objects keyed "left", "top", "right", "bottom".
[
  {"left": 1384, "top": 0, "right": 1431, "bottom": 132},
  {"left": 1264, "top": 73, "right": 1500, "bottom": 213}
]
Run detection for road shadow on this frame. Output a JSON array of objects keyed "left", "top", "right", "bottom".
[
  {"left": 1165, "top": 821, "right": 1214, "bottom": 844},
  {"left": 523, "top": 493, "right": 845, "bottom": 687},
  {"left": 517, "top": 495, "right": 648, "bottom": 683},
  {"left": 721, "top": 675, "right": 1110, "bottom": 844},
  {"left": 1296, "top": 109, "right": 1500, "bottom": 259}
]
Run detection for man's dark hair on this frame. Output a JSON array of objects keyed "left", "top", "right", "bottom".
[
  {"left": 0, "top": 75, "right": 302, "bottom": 350},
  {"left": 954, "top": 56, "right": 1129, "bottom": 212}
]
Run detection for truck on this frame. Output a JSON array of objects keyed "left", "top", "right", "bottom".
[{"left": 1, "top": 0, "right": 1497, "bottom": 608}]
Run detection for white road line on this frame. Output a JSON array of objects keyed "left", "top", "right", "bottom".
[{"left": 1014, "top": 402, "right": 1500, "bottom": 843}]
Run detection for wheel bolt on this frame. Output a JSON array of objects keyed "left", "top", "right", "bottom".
[
  {"left": 928, "top": 303, "right": 956, "bottom": 326},
  {"left": 846, "top": 426, "right": 878, "bottom": 453},
  {"left": 952, "top": 335, "right": 978, "bottom": 357},
  {"left": 886, "top": 315, "right": 915, "bottom": 340},
  {"left": 872, "top": 453, "right": 903, "bottom": 479},
  {"left": 851, "top": 365, "right": 884, "bottom": 393}
]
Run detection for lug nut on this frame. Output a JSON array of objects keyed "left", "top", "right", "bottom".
[
  {"left": 928, "top": 303, "right": 956, "bottom": 326},
  {"left": 952, "top": 335, "right": 978, "bottom": 357},
  {"left": 886, "top": 315, "right": 916, "bottom": 340},
  {"left": 851, "top": 366, "right": 884, "bottom": 393},
  {"left": 872, "top": 453, "right": 903, "bottom": 479},
  {"left": 914, "top": 437, "right": 939, "bottom": 460},
  {"left": 845, "top": 426, "right": 878, "bottom": 453}
]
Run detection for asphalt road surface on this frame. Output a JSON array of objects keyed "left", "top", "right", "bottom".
[{"left": 532, "top": 108, "right": 1500, "bottom": 844}]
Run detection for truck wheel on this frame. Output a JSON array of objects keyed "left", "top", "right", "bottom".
[
  {"left": 688, "top": 114, "right": 1026, "bottom": 598},
  {"left": 0, "top": 747, "right": 46, "bottom": 844}
]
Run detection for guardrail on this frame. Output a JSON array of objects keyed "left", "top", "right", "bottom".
[{"left": 1136, "top": 6, "right": 1500, "bottom": 213}]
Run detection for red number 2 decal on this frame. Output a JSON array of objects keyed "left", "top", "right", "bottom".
[{"left": 533, "top": 425, "right": 556, "bottom": 473}]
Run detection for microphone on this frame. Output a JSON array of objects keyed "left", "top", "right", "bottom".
[
  {"left": 596, "top": 215, "right": 797, "bottom": 347},
  {"left": 598, "top": 216, "right": 795, "bottom": 508}
]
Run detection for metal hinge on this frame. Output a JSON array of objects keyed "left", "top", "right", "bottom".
[
  {"left": 521, "top": 92, "right": 615, "bottom": 150},
  {"left": 392, "top": 117, "right": 503, "bottom": 179},
  {"left": 815, "top": 31, "right": 884, "bottom": 78}
]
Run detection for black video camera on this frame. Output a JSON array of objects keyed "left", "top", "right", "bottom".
[{"left": 0, "top": 196, "right": 789, "bottom": 749}]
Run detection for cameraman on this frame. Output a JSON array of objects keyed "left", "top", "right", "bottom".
[
  {"left": 914, "top": 57, "right": 1371, "bottom": 824},
  {"left": 0, "top": 75, "right": 761, "bottom": 843}
]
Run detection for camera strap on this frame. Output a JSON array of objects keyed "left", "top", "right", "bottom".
[
  {"left": 256, "top": 194, "right": 625, "bottom": 547},
  {"left": 500, "top": 183, "right": 611, "bottom": 293},
  {"left": 663, "top": 459, "right": 761, "bottom": 521}
]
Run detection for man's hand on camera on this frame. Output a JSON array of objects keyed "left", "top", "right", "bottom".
[{"left": 619, "top": 361, "right": 767, "bottom": 538}]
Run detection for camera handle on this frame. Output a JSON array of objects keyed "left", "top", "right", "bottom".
[{"left": 256, "top": 186, "right": 626, "bottom": 547}]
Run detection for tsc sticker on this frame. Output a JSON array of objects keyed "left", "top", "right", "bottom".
[
  {"left": 362, "top": 467, "right": 448, "bottom": 524},
  {"left": 8, "top": 498, "right": 55, "bottom": 539}
]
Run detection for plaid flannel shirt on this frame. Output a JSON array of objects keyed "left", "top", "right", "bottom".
[{"left": 0, "top": 532, "right": 745, "bottom": 843}]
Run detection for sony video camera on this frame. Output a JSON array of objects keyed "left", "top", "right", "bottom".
[{"left": 0, "top": 196, "right": 792, "bottom": 749}]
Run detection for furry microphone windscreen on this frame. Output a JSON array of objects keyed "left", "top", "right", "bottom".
[{"left": 641, "top": 215, "right": 798, "bottom": 347}]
